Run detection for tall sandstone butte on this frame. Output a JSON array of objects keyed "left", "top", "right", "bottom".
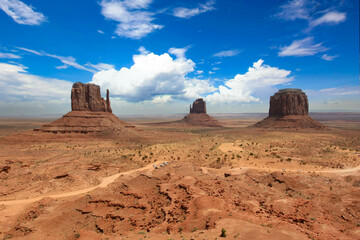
[
  {"left": 254, "top": 89, "right": 325, "bottom": 129},
  {"left": 269, "top": 89, "right": 308, "bottom": 117},
  {"left": 190, "top": 98, "right": 207, "bottom": 114},
  {"left": 182, "top": 98, "right": 221, "bottom": 127},
  {"left": 71, "top": 82, "right": 112, "bottom": 113},
  {"left": 35, "top": 82, "right": 137, "bottom": 134}
]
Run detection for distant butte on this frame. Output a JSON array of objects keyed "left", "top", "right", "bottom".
[
  {"left": 254, "top": 89, "right": 325, "bottom": 129},
  {"left": 35, "top": 82, "right": 138, "bottom": 135},
  {"left": 181, "top": 98, "right": 222, "bottom": 127}
]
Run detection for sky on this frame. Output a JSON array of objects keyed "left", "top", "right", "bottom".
[{"left": 0, "top": 0, "right": 359, "bottom": 116}]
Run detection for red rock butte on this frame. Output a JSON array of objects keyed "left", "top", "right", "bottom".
[
  {"left": 181, "top": 98, "right": 222, "bottom": 127},
  {"left": 254, "top": 89, "right": 325, "bottom": 129},
  {"left": 34, "top": 82, "right": 138, "bottom": 134}
]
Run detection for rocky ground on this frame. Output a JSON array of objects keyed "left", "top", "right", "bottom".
[{"left": 0, "top": 116, "right": 359, "bottom": 239}]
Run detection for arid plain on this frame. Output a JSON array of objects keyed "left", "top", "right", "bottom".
[{"left": 0, "top": 112, "right": 359, "bottom": 240}]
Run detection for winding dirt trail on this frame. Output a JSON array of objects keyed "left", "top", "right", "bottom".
[
  {"left": 1, "top": 163, "right": 359, "bottom": 207},
  {"left": 0, "top": 161, "right": 161, "bottom": 206},
  {"left": 202, "top": 165, "right": 360, "bottom": 176}
]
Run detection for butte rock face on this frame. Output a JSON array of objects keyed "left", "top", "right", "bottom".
[
  {"left": 181, "top": 98, "right": 221, "bottom": 127},
  {"left": 35, "top": 83, "right": 138, "bottom": 135},
  {"left": 71, "top": 82, "right": 112, "bottom": 113},
  {"left": 190, "top": 98, "right": 206, "bottom": 114},
  {"left": 254, "top": 89, "right": 325, "bottom": 129}
]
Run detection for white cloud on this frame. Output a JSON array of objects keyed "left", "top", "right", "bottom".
[
  {"left": 307, "top": 86, "right": 359, "bottom": 96},
  {"left": 97, "top": 29, "right": 104, "bottom": 34},
  {"left": 168, "top": 46, "right": 190, "bottom": 59},
  {"left": 152, "top": 95, "right": 173, "bottom": 104},
  {"left": 17, "top": 47, "right": 95, "bottom": 72},
  {"left": 321, "top": 54, "right": 338, "bottom": 61},
  {"left": 99, "top": 0, "right": 163, "bottom": 39},
  {"left": 85, "top": 63, "right": 115, "bottom": 71},
  {"left": 0, "top": 0, "right": 46, "bottom": 25},
  {"left": 138, "top": 46, "right": 149, "bottom": 54},
  {"left": 308, "top": 11, "right": 346, "bottom": 29},
  {"left": 0, "top": 63, "right": 72, "bottom": 101},
  {"left": 0, "top": 51, "right": 21, "bottom": 59},
  {"left": 279, "top": 37, "right": 328, "bottom": 57},
  {"left": 92, "top": 49, "right": 200, "bottom": 102},
  {"left": 206, "top": 59, "right": 292, "bottom": 103},
  {"left": 17, "top": 47, "right": 41, "bottom": 55},
  {"left": 275, "top": 0, "right": 314, "bottom": 21},
  {"left": 184, "top": 78, "right": 216, "bottom": 99},
  {"left": 213, "top": 49, "right": 240, "bottom": 57},
  {"left": 173, "top": 0, "right": 215, "bottom": 19},
  {"left": 208, "top": 71, "right": 215, "bottom": 74}
]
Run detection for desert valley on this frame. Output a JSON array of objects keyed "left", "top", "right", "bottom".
[{"left": 0, "top": 83, "right": 359, "bottom": 240}]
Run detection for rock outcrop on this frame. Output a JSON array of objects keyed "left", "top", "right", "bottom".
[
  {"left": 71, "top": 82, "right": 112, "bottom": 113},
  {"left": 190, "top": 98, "right": 206, "bottom": 114},
  {"left": 181, "top": 99, "right": 222, "bottom": 127},
  {"left": 35, "top": 82, "right": 138, "bottom": 135},
  {"left": 269, "top": 89, "right": 308, "bottom": 117},
  {"left": 254, "top": 89, "right": 325, "bottom": 129}
]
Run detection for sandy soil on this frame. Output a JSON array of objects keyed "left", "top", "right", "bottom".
[{"left": 0, "top": 115, "right": 359, "bottom": 239}]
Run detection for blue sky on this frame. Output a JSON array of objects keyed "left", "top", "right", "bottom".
[{"left": 0, "top": 0, "right": 359, "bottom": 115}]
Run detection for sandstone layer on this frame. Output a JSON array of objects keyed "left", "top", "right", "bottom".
[
  {"left": 35, "top": 83, "right": 137, "bottom": 135},
  {"left": 254, "top": 89, "right": 325, "bottom": 129}
]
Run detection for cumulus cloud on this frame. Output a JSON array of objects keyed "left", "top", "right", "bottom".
[
  {"left": 0, "top": 62, "right": 72, "bottom": 101},
  {"left": 97, "top": 29, "right": 105, "bottom": 34},
  {"left": 173, "top": 0, "right": 215, "bottom": 19},
  {"left": 0, "top": 0, "right": 46, "bottom": 25},
  {"left": 206, "top": 59, "right": 292, "bottom": 103},
  {"left": 92, "top": 49, "right": 202, "bottom": 102},
  {"left": 184, "top": 78, "right": 216, "bottom": 99},
  {"left": 151, "top": 95, "right": 173, "bottom": 104},
  {"left": 308, "top": 11, "right": 346, "bottom": 30},
  {"left": 213, "top": 49, "right": 241, "bottom": 57},
  {"left": 168, "top": 46, "right": 190, "bottom": 59},
  {"left": 0, "top": 51, "right": 21, "bottom": 59},
  {"left": 99, "top": 0, "right": 163, "bottom": 39},
  {"left": 279, "top": 37, "right": 328, "bottom": 57}
]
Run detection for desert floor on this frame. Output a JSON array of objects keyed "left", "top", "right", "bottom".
[{"left": 0, "top": 113, "right": 359, "bottom": 240}]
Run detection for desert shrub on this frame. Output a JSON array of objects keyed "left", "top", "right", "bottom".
[{"left": 220, "top": 228, "right": 227, "bottom": 237}]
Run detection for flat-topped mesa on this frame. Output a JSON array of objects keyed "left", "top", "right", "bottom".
[
  {"left": 190, "top": 98, "right": 206, "bottom": 114},
  {"left": 269, "top": 88, "right": 308, "bottom": 117},
  {"left": 71, "top": 82, "right": 112, "bottom": 113},
  {"left": 254, "top": 88, "right": 325, "bottom": 129}
]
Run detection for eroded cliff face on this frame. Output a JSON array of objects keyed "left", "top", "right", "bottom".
[
  {"left": 34, "top": 82, "right": 140, "bottom": 135},
  {"left": 269, "top": 89, "right": 308, "bottom": 117},
  {"left": 71, "top": 82, "right": 112, "bottom": 113},
  {"left": 190, "top": 98, "right": 206, "bottom": 114},
  {"left": 254, "top": 89, "right": 325, "bottom": 129}
]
